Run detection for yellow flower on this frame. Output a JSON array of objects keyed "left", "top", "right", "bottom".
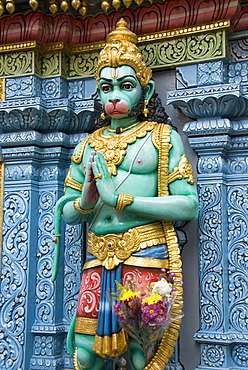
[
  {"left": 120, "top": 289, "right": 141, "bottom": 300},
  {"left": 142, "top": 294, "right": 162, "bottom": 305}
]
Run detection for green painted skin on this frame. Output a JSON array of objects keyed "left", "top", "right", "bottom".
[{"left": 62, "top": 66, "right": 198, "bottom": 369}]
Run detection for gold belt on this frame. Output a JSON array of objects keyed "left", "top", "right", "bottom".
[{"left": 87, "top": 222, "right": 167, "bottom": 270}]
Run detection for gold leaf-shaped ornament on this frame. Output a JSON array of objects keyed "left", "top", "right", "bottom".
[
  {"left": 6, "top": 1, "right": 15, "bottom": 14},
  {"left": 112, "top": 0, "right": 121, "bottom": 10},
  {"left": 101, "top": 0, "right": 110, "bottom": 12},
  {"left": 60, "top": 0, "right": 69, "bottom": 11},
  {"left": 29, "top": 0, "right": 39, "bottom": 10},
  {"left": 72, "top": 0, "right": 81, "bottom": 9},
  {"left": 123, "top": 0, "right": 132, "bottom": 7}
]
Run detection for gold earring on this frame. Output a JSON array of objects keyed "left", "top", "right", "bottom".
[
  {"left": 100, "top": 106, "right": 106, "bottom": 120},
  {"left": 142, "top": 100, "right": 149, "bottom": 117}
]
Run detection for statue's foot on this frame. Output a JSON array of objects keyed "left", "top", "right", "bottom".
[{"left": 74, "top": 334, "right": 105, "bottom": 370}]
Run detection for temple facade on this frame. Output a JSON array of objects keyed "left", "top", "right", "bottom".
[{"left": 0, "top": 1, "right": 248, "bottom": 369}]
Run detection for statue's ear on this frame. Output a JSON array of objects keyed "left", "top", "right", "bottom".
[{"left": 144, "top": 80, "right": 155, "bottom": 101}]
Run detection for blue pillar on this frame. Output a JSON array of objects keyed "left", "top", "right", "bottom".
[
  {"left": 0, "top": 75, "right": 98, "bottom": 370},
  {"left": 0, "top": 131, "right": 86, "bottom": 369},
  {"left": 168, "top": 60, "right": 248, "bottom": 369}
]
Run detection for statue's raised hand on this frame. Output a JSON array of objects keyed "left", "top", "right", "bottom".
[
  {"left": 92, "top": 151, "right": 117, "bottom": 208},
  {"left": 80, "top": 153, "right": 100, "bottom": 210}
]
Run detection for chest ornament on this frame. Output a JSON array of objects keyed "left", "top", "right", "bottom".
[{"left": 87, "top": 121, "right": 156, "bottom": 176}]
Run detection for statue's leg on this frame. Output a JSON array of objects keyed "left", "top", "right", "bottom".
[
  {"left": 128, "top": 337, "right": 146, "bottom": 370},
  {"left": 74, "top": 333, "right": 105, "bottom": 370}
]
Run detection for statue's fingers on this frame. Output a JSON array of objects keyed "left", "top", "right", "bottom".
[
  {"left": 86, "top": 162, "right": 94, "bottom": 181},
  {"left": 90, "top": 151, "right": 97, "bottom": 162},
  {"left": 91, "top": 158, "right": 100, "bottom": 177},
  {"left": 93, "top": 152, "right": 104, "bottom": 176},
  {"left": 97, "top": 152, "right": 109, "bottom": 178}
]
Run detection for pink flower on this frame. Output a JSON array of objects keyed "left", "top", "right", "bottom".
[{"left": 141, "top": 300, "right": 168, "bottom": 328}]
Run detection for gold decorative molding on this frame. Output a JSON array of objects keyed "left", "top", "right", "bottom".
[
  {"left": 70, "top": 19, "right": 231, "bottom": 53},
  {"left": 0, "top": 41, "right": 37, "bottom": 53},
  {"left": 0, "top": 78, "right": 5, "bottom": 101},
  {"left": 137, "top": 19, "right": 231, "bottom": 43},
  {"left": 40, "top": 42, "right": 70, "bottom": 53},
  {"left": 0, "top": 41, "right": 68, "bottom": 53},
  {"left": 71, "top": 42, "right": 105, "bottom": 54}
]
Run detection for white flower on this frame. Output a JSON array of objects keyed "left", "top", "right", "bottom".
[{"left": 151, "top": 279, "right": 172, "bottom": 297}]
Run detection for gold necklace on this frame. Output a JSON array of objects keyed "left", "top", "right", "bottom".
[
  {"left": 88, "top": 121, "right": 156, "bottom": 176},
  {"left": 106, "top": 121, "right": 141, "bottom": 134}
]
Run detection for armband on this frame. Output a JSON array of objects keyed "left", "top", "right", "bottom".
[
  {"left": 115, "top": 193, "right": 134, "bottom": 211},
  {"left": 73, "top": 197, "right": 94, "bottom": 214},
  {"left": 64, "top": 174, "right": 83, "bottom": 192},
  {"left": 168, "top": 154, "right": 195, "bottom": 185}
]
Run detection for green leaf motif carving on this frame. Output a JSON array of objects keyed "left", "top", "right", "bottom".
[
  {"left": 0, "top": 51, "right": 33, "bottom": 77},
  {"left": 69, "top": 52, "right": 99, "bottom": 78},
  {"left": 141, "top": 31, "right": 225, "bottom": 68},
  {"left": 139, "top": 44, "right": 157, "bottom": 67},
  {"left": 0, "top": 31, "right": 225, "bottom": 78},
  {"left": 42, "top": 52, "right": 60, "bottom": 77},
  {"left": 62, "top": 53, "right": 69, "bottom": 78},
  {"left": 0, "top": 56, "right": 4, "bottom": 76},
  {"left": 34, "top": 51, "right": 43, "bottom": 76}
]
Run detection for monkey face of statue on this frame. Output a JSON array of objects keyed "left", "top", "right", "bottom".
[{"left": 97, "top": 65, "right": 155, "bottom": 121}]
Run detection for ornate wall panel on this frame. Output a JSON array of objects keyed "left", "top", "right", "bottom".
[
  {"left": 63, "top": 224, "right": 83, "bottom": 325},
  {"left": 227, "top": 185, "right": 248, "bottom": 333},
  {"left": 198, "top": 182, "right": 224, "bottom": 332},
  {"left": 139, "top": 28, "right": 227, "bottom": 69},
  {"left": 176, "top": 47, "right": 248, "bottom": 368},
  {"left": 35, "top": 190, "right": 57, "bottom": 325},
  {"left": 0, "top": 75, "right": 99, "bottom": 133},
  {"left": 0, "top": 20, "right": 231, "bottom": 79},
  {"left": 230, "top": 38, "right": 248, "bottom": 61},
  {"left": 0, "top": 161, "right": 3, "bottom": 260},
  {"left": 0, "top": 189, "right": 30, "bottom": 370},
  {"left": 0, "top": 131, "right": 86, "bottom": 369}
]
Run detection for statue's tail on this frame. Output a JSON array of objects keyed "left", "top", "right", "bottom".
[
  {"left": 67, "top": 314, "right": 77, "bottom": 357},
  {"left": 52, "top": 195, "right": 78, "bottom": 282}
]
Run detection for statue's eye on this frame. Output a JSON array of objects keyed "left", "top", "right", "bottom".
[
  {"left": 101, "top": 84, "right": 112, "bottom": 92},
  {"left": 121, "top": 82, "right": 134, "bottom": 90}
]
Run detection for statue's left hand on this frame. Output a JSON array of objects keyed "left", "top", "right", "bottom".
[{"left": 92, "top": 151, "right": 117, "bottom": 208}]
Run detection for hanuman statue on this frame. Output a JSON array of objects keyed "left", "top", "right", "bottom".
[{"left": 52, "top": 19, "right": 198, "bottom": 370}]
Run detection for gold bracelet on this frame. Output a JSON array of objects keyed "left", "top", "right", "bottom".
[
  {"left": 115, "top": 193, "right": 134, "bottom": 211},
  {"left": 73, "top": 197, "right": 94, "bottom": 214}
]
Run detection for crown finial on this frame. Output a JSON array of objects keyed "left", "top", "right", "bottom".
[
  {"left": 107, "top": 18, "right": 138, "bottom": 44},
  {"left": 95, "top": 19, "right": 152, "bottom": 86},
  {"left": 116, "top": 18, "right": 128, "bottom": 28}
]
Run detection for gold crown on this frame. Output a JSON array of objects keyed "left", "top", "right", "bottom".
[{"left": 95, "top": 19, "right": 152, "bottom": 86}]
